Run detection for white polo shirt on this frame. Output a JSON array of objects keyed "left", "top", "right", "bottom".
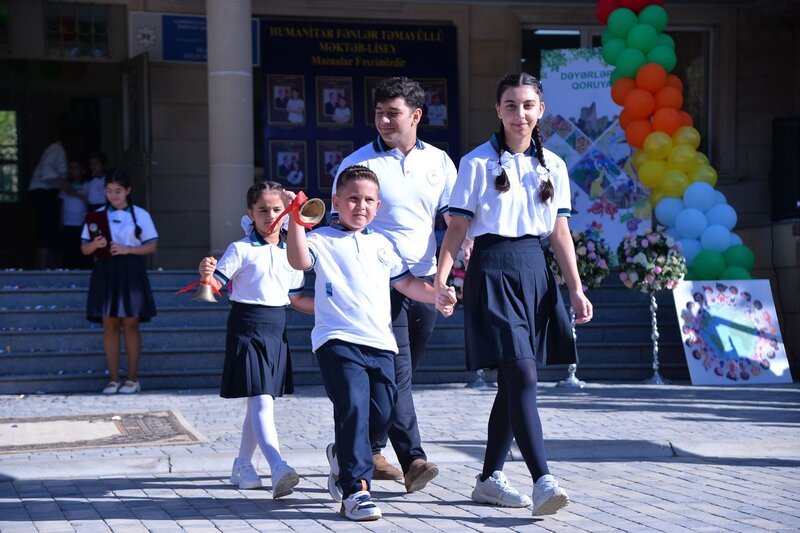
[
  {"left": 333, "top": 136, "right": 457, "bottom": 277},
  {"left": 81, "top": 205, "right": 158, "bottom": 247},
  {"left": 213, "top": 231, "right": 304, "bottom": 307},
  {"left": 449, "top": 135, "right": 572, "bottom": 240},
  {"left": 28, "top": 142, "right": 67, "bottom": 191},
  {"left": 306, "top": 224, "right": 410, "bottom": 353}
]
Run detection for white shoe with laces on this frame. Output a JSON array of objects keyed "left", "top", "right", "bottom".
[
  {"left": 271, "top": 461, "right": 299, "bottom": 499},
  {"left": 532, "top": 474, "right": 570, "bottom": 516},
  {"left": 471, "top": 470, "right": 532, "bottom": 507},
  {"left": 325, "top": 442, "right": 343, "bottom": 502},
  {"left": 230, "top": 458, "right": 263, "bottom": 490},
  {"left": 339, "top": 490, "right": 381, "bottom": 521}
]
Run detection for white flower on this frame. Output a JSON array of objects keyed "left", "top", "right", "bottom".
[
  {"left": 633, "top": 252, "right": 648, "bottom": 266},
  {"left": 487, "top": 151, "right": 514, "bottom": 177}
]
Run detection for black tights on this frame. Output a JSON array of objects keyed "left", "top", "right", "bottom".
[{"left": 481, "top": 358, "right": 550, "bottom": 482}]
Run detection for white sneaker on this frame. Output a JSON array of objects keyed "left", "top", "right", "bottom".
[
  {"left": 102, "top": 381, "right": 120, "bottom": 395},
  {"left": 118, "top": 380, "right": 141, "bottom": 394},
  {"left": 326, "top": 442, "right": 343, "bottom": 502},
  {"left": 230, "top": 458, "right": 263, "bottom": 490},
  {"left": 339, "top": 490, "right": 381, "bottom": 521},
  {"left": 532, "top": 474, "right": 569, "bottom": 516},
  {"left": 271, "top": 461, "right": 299, "bottom": 499},
  {"left": 471, "top": 471, "right": 532, "bottom": 507}
]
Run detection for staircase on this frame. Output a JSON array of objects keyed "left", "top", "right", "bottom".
[{"left": 0, "top": 270, "right": 688, "bottom": 394}]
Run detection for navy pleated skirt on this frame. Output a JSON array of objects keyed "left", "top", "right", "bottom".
[
  {"left": 86, "top": 255, "right": 157, "bottom": 324},
  {"left": 220, "top": 302, "right": 294, "bottom": 398},
  {"left": 462, "top": 234, "right": 577, "bottom": 370}
]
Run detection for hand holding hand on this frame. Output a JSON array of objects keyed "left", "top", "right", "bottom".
[
  {"left": 92, "top": 235, "right": 107, "bottom": 251},
  {"left": 435, "top": 284, "right": 458, "bottom": 317},
  {"left": 199, "top": 256, "right": 217, "bottom": 279},
  {"left": 109, "top": 242, "right": 132, "bottom": 256}
]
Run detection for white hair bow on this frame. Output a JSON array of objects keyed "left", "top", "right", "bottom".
[{"left": 487, "top": 151, "right": 514, "bottom": 177}]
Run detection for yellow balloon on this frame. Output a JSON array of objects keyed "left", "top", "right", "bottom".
[
  {"left": 643, "top": 131, "right": 673, "bottom": 160},
  {"left": 632, "top": 149, "right": 649, "bottom": 170},
  {"left": 661, "top": 169, "right": 689, "bottom": 198},
  {"left": 649, "top": 188, "right": 665, "bottom": 207},
  {"left": 667, "top": 143, "right": 698, "bottom": 174},
  {"left": 690, "top": 163, "right": 718, "bottom": 186},
  {"left": 637, "top": 159, "right": 668, "bottom": 188},
  {"left": 672, "top": 126, "right": 701, "bottom": 149},
  {"left": 695, "top": 152, "right": 709, "bottom": 166}
]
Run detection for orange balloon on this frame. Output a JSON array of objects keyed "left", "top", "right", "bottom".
[
  {"left": 654, "top": 86, "right": 684, "bottom": 110},
  {"left": 626, "top": 119, "right": 654, "bottom": 149},
  {"left": 665, "top": 74, "right": 683, "bottom": 91},
  {"left": 635, "top": 63, "right": 667, "bottom": 93},
  {"left": 624, "top": 89, "right": 656, "bottom": 119},
  {"left": 611, "top": 77, "right": 637, "bottom": 107},
  {"left": 652, "top": 108, "right": 683, "bottom": 135},
  {"left": 680, "top": 110, "right": 694, "bottom": 126},
  {"left": 619, "top": 108, "right": 634, "bottom": 129}
]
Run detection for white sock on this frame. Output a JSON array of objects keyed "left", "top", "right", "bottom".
[{"left": 246, "top": 394, "right": 283, "bottom": 470}]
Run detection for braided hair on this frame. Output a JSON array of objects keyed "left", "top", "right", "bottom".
[
  {"left": 246, "top": 180, "right": 284, "bottom": 209},
  {"left": 493, "top": 73, "right": 553, "bottom": 204},
  {"left": 104, "top": 168, "right": 142, "bottom": 240}
]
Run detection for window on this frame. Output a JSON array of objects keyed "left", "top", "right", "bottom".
[
  {"left": 45, "top": 2, "right": 109, "bottom": 58},
  {"left": 0, "top": 110, "right": 20, "bottom": 203}
]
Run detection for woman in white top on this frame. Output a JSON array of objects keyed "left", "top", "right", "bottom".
[
  {"left": 332, "top": 96, "right": 352, "bottom": 124},
  {"left": 286, "top": 88, "right": 305, "bottom": 124},
  {"left": 435, "top": 73, "right": 592, "bottom": 517}
]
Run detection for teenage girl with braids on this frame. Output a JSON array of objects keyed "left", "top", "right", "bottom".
[
  {"left": 435, "top": 73, "right": 593, "bottom": 516},
  {"left": 81, "top": 169, "right": 158, "bottom": 395}
]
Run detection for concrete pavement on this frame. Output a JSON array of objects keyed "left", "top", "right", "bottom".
[{"left": 1, "top": 382, "right": 799, "bottom": 531}]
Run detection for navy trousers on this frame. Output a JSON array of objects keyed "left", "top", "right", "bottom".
[
  {"left": 317, "top": 339, "right": 397, "bottom": 498},
  {"left": 371, "top": 279, "right": 437, "bottom": 472}
]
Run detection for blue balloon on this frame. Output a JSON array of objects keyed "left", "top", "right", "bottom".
[
  {"left": 675, "top": 208, "right": 708, "bottom": 239},
  {"left": 665, "top": 226, "right": 681, "bottom": 241},
  {"left": 654, "top": 198, "right": 685, "bottom": 227},
  {"left": 700, "top": 224, "right": 732, "bottom": 253},
  {"left": 683, "top": 182, "right": 716, "bottom": 212},
  {"left": 714, "top": 190, "right": 727, "bottom": 205},
  {"left": 729, "top": 232, "right": 743, "bottom": 246},
  {"left": 678, "top": 238, "right": 703, "bottom": 267},
  {"left": 706, "top": 203, "right": 737, "bottom": 230}
]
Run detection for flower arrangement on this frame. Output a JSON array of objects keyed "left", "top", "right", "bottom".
[
  {"left": 616, "top": 226, "right": 687, "bottom": 292},
  {"left": 447, "top": 248, "right": 467, "bottom": 302},
  {"left": 546, "top": 224, "right": 612, "bottom": 291}
]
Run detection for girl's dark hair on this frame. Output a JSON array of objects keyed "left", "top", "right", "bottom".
[
  {"left": 336, "top": 165, "right": 380, "bottom": 195},
  {"left": 104, "top": 168, "right": 142, "bottom": 240},
  {"left": 494, "top": 73, "right": 553, "bottom": 204},
  {"left": 246, "top": 180, "right": 284, "bottom": 209}
]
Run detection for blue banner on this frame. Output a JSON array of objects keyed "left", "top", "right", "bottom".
[{"left": 260, "top": 19, "right": 459, "bottom": 198}]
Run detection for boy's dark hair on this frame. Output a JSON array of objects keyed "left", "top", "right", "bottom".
[
  {"left": 246, "top": 181, "right": 284, "bottom": 209},
  {"left": 374, "top": 76, "right": 425, "bottom": 111},
  {"left": 90, "top": 151, "right": 109, "bottom": 165},
  {"left": 335, "top": 165, "right": 380, "bottom": 195},
  {"left": 493, "top": 72, "right": 553, "bottom": 204},
  {"left": 104, "top": 168, "right": 142, "bottom": 240}
]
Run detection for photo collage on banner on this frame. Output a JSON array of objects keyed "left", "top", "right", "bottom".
[
  {"left": 261, "top": 21, "right": 459, "bottom": 211},
  {"left": 539, "top": 48, "right": 650, "bottom": 250}
]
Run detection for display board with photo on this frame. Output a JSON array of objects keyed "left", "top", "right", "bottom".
[
  {"left": 269, "top": 140, "right": 307, "bottom": 188},
  {"left": 317, "top": 77, "right": 353, "bottom": 127},
  {"left": 417, "top": 78, "right": 448, "bottom": 127},
  {"left": 317, "top": 141, "right": 353, "bottom": 191},
  {"left": 268, "top": 74, "right": 306, "bottom": 126}
]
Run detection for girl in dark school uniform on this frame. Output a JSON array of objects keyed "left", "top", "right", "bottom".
[
  {"left": 198, "top": 181, "right": 314, "bottom": 499},
  {"left": 81, "top": 169, "right": 158, "bottom": 395}
]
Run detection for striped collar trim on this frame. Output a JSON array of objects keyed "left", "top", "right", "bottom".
[
  {"left": 249, "top": 229, "right": 287, "bottom": 248},
  {"left": 331, "top": 222, "right": 373, "bottom": 234},
  {"left": 490, "top": 133, "right": 534, "bottom": 157},
  {"left": 372, "top": 135, "right": 424, "bottom": 153}
]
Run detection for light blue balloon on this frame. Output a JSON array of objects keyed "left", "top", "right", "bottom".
[
  {"left": 701, "top": 224, "right": 732, "bottom": 253},
  {"left": 714, "top": 190, "right": 727, "bottom": 205},
  {"left": 655, "top": 198, "right": 685, "bottom": 227},
  {"left": 678, "top": 238, "right": 702, "bottom": 267},
  {"left": 665, "top": 227, "right": 681, "bottom": 241},
  {"left": 729, "top": 232, "right": 743, "bottom": 246},
  {"left": 683, "top": 182, "right": 716, "bottom": 212},
  {"left": 706, "top": 203, "right": 738, "bottom": 230},
  {"left": 675, "top": 208, "right": 708, "bottom": 239}
]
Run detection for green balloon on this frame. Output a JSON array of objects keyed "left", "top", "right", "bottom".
[
  {"left": 615, "top": 48, "right": 647, "bottom": 78},
  {"left": 602, "top": 38, "right": 627, "bottom": 65},
  {"left": 639, "top": 5, "right": 669, "bottom": 33},
  {"left": 608, "top": 8, "right": 639, "bottom": 39},
  {"left": 601, "top": 29, "right": 614, "bottom": 46},
  {"left": 723, "top": 244, "right": 755, "bottom": 271},
  {"left": 692, "top": 250, "right": 726, "bottom": 280},
  {"left": 647, "top": 45, "right": 677, "bottom": 73},
  {"left": 610, "top": 68, "right": 625, "bottom": 84},
  {"left": 719, "top": 266, "right": 752, "bottom": 280},
  {"left": 658, "top": 33, "right": 675, "bottom": 51},
  {"left": 684, "top": 267, "right": 697, "bottom": 281},
  {"left": 627, "top": 24, "right": 659, "bottom": 53}
]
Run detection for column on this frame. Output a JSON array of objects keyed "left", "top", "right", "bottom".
[{"left": 206, "top": 0, "right": 253, "bottom": 254}]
